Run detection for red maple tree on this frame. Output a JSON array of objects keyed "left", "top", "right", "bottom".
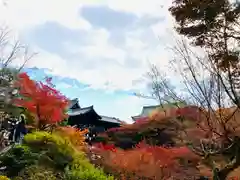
[{"left": 14, "top": 72, "right": 69, "bottom": 130}]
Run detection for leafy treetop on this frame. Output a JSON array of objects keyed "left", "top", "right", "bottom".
[
  {"left": 13, "top": 72, "right": 69, "bottom": 129},
  {"left": 169, "top": 0, "right": 240, "bottom": 71}
]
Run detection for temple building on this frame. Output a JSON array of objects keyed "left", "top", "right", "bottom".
[
  {"left": 131, "top": 105, "right": 159, "bottom": 121},
  {"left": 132, "top": 102, "right": 186, "bottom": 121},
  {"left": 67, "top": 98, "right": 122, "bottom": 134}
]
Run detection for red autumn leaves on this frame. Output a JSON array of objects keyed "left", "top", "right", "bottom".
[
  {"left": 94, "top": 141, "right": 198, "bottom": 167},
  {"left": 91, "top": 141, "right": 200, "bottom": 179},
  {"left": 14, "top": 72, "right": 68, "bottom": 127}
]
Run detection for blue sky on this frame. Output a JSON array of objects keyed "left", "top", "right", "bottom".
[{"left": 0, "top": 0, "right": 178, "bottom": 123}]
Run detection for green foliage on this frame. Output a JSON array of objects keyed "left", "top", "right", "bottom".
[
  {"left": 0, "top": 68, "right": 19, "bottom": 86},
  {"left": 99, "top": 119, "right": 180, "bottom": 149},
  {"left": 0, "top": 67, "right": 21, "bottom": 116},
  {"left": 169, "top": 0, "right": 240, "bottom": 71},
  {"left": 0, "top": 145, "right": 39, "bottom": 177},
  {"left": 23, "top": 131, "right": 74, "bottom": 170},
  {"left": 59, "top": 119, "right": 68, "bottom": 126},
  {"left": 65, "top": 154, "right": 114, "bottom": 180},
  {"left": 93, "top": 136, "right": 108, "bottom": 144},
  {"left": 0, "top": 131, "right": 112, "bottom": 180},
  {"left": 20, "top": 108, "right": 35, "bottom": 125},
  {"left": 13, "top": 165, "right": 60, "bottom": 180},
  {"left": 0, "top": 175, "right": 10, "bottom": 180},
  {"left": 3, "top": 104, "right": 22, "bottom": 118}
]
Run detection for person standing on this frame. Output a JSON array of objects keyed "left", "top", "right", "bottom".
[
  {"left": 8, "top": 117, "right": 16, "bottom": 143},
  {"left": 14, "top": 115, "right": 27, "bottom": 144}
]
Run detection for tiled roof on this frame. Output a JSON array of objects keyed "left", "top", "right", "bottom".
[
  {"left": 141, "top": 105, "right": 160, "bottom": 116},
  {"left": 67, "top": 105, "right": 121, "bottom": 124},
  {"left": 67, "top": 106, "right": 93, "bottom": 116},
  {"left": 68, "top": 98, "right": 79, "bottom": 109},
  {"left": 132, "top": 102, "right": 186, "bottom": 121},
  {"left": 100, "top": 115, "right": 121, "bottom": 124},
  {"left": 131, "top": 105, "right": 159, "bottom": 121},
  {"left": 67, "top": 98, "right": 122, "bottom": 124},
  {"left": 131, "top": 115, "right": 145, "bottom": 121}
]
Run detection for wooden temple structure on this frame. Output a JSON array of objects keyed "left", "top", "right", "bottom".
[
  {"left": 132, "top": 102, "right": 186, "bottom": 121},
  {"left": 67, "top": 98, "right": 121, "bottom": 134}
]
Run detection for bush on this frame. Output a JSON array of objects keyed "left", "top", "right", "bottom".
[
  {"left": 98, "top": 118, "right": 181, "bottom": 150},
  {"left": 65, "top": 154, "right": 114, "bottom": 180},
  {"left": 96, "top": 106, "right": 208, "bottom": 151},
  {"left": 89, "top": 142, "right": 201, "bottom": 179},
  {"left": 91, "top": 136, "right": 107, "bottom": 144},
  {"left": 0, "top": 131, "right": 112, "bottom": 180},
  {"left": 23, "top": 131, "right": 75, "bottom": 170},
  {"left": 0, "top": 176, "right": 10, "bottom": 180},
  {"left": 0, "top": 145, "right": 39, "bottom": 177},
  {"left": 13, "top": 165, "right": 60, "bottom": 180},
  {"left": 54, "top": 126, "right": 88, "bottom": 151}
]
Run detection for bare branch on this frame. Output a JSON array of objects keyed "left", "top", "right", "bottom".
[{"left": 0, "top": 26, "right": 35, "bottom": 116}]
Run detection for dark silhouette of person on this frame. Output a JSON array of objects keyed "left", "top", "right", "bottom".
[
  {"left": 14, "top": 116, "right": 27, "bottom": 143},
  {"left": 7, "top": 117, "right": 17, "bottom": 142},
  {"left": 2, "top": 117, "right": 10, "bottom": 130}
]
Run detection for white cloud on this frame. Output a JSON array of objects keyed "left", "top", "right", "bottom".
[
  {"left": 107, "top": 0, "right": 169, "bottom": 17},
  {"left": 125, "top": 38, "right": 147, "bottom": 52},
  {"left": 79, "top": 43, "right": 126, "bottom": 65},
  {"left": 0, "top": 0, "right": 170, "bottom": 31},
  {"left": 0, "top": 0, "right": 186, "bottom": 121},
  {"left": 113, "top": 95, "right": 157, "bottom": 123},
  {"left": 0, "top": 0, "right": 177, "bottom": 102},
  {"left": 26, "top": 49, "right": 67, "bottom": 71},
  {"left": 56, "top": 82, "right": 73, "bottom": 89},
  {"left": 0, "top": 0, "right": 92, "bottom": 30},
  {"left": 62, "top": 28, "right": 110, "bottom": 53}
]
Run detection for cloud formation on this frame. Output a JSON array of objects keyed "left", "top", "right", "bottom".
[{"left": 0, "top": 0, "right": 177, "bottom": 121}]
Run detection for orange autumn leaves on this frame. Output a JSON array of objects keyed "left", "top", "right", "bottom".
[
  {"left": 111, "top": 142, "right": 196, "bottom": 167},
  {"left": 97, "top": 105, "right": 240, "bottom": 179},
  {"left": 92, "top": 141, "right": 199, "bottom": 179},
  {"left": 14, "top": 72, "right": 69, "bottom": 128},
  {"left": 56, "top": 126, "right": 89, "bottom": 150}
]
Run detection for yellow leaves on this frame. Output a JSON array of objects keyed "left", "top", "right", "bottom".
[
  {"left": 55, "top": 126, "right": 88, "bottom": 151},
  {"left": 0, "top": 175, "right": 10, "bottom": 180},
  {"left": 215, "top": 107, "right": 238, "bottom": 121}
]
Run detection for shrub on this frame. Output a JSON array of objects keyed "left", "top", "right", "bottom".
[
  {"left": 55, "top": 126, "right": 88, "bottom": 151},
  {"left": 98, "top": 117, "right": 182, "bottom": 149},
  {"left": 23, "top": 131, "right": 112, "bottom": 179},
  {"left": 96, "top": 106, "right": 210, "bottom": 150},
  {"left": 92, "top": 136, "right": 107, "bottom": 144},
  {"left": 0, "top": 176, "right": 10, "bottom": 180},
  {"left": 59, "top": 119, "right": 68, "bottom": 127},
  {"left": 0, "top": 145, "right": 39, "bottom": 177},
  {"left": 65, "top": 153, "right": 114, "bottom": 180},
  {"left": 1, "top": 131, "right": 112, "bottom": 180},
  {"left": 90, "top": 142, "right": 200, "bottom": 179},
  {"left": 23, "top": 131, "right": 75, "bottom": 170},
  {"left": 13, "top": 165, "right": 61, "bottom": 180}
]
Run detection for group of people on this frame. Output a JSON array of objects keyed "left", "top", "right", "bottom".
[{"left": 1, "top": 114, "right": 27, "bottom": 145}]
